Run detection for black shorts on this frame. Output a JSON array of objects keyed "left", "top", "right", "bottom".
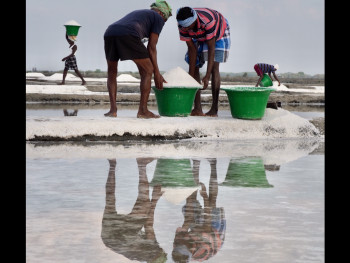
[
  {"left": 104, "top": 35, "right": 149, "bottom": 61},
  {"left": 64, "top": 56, "right": 78, "bottom": 70}
]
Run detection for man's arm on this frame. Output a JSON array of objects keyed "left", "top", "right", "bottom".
[
  {"left": 201, "top": 37, "right": 216, "bottom": 90},
  {"left": 148, "top": 32, "right": 166, "bottom": 90},
  {"left": 62, "top": 45, "right": 76, "bottom": 61},
  {"left": 272, "top": 72, "right": 281, "bottom": 86},
  {"left": 186, "top": 40, "right": 198, "bottom": 78}
]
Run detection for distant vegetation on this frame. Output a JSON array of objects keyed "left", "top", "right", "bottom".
[{"left": 27, "top": 69, "right": 324, "bottom": 82}]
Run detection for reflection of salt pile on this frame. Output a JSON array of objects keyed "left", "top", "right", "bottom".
[
  {"left": 162, "top": 67, "right": 202, "bottom": 88},
  {"left": 162, "top": 187, "right": 199, "bottom": 205}
]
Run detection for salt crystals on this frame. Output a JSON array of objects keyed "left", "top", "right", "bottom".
[{"left": 162, "top": 67, "right": 202, "bottom": 88}]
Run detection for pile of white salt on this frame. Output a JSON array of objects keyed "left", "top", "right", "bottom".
[{"left": 162, "top": 67, "right": 202, "bottom": 88}]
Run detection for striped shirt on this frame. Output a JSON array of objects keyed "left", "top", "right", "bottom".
[
  {"left": 257, "top": 63, "right": 277, "bottom": 74},
  {"left": 178, "top": 8, "right": 228, "bottom": 42}
]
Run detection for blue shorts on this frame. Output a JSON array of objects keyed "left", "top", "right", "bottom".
[{"left": 185, "top": 20, "right": 231, "bottom": 68}]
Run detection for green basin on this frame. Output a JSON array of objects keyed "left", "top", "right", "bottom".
[
  {"left": 260, "top": 74, "right": 273, "bottom": 87},
  {"left": 220, "top": 157, "right": 273, "bottom": 188},
  {"left": 150, "top": 158, "right": 196, "bottom": 187},
  {"left": 221, "top": 86, "right": 275, "bottom": 119},
  {"left": 152, "top": 86, "right": 199, "bottom": 117},
  {"left": 64, "top": 25, "right": 81, "bottom": 36}
]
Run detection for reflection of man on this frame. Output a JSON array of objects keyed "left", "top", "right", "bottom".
[
  {"left": 172, "top": 158, "right": 226, "bottom": 262},
  {"left": 63, "top": 109, "right": 78, "bottom": 116},
  {"left": 101, "top": 158, "right": 167, "bottom": 263}
]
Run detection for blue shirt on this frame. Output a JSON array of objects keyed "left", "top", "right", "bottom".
[
  {"left": 104, "top": 9, "right": 165, "bottom": 39},
  {"left": 257, "top": 63, "right": 276, "bottom": 74}
]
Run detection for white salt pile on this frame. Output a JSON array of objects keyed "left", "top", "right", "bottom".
[
  {"left": 117, "top": 74, "right": 140, "bottom": 82},
  {"left": 26, "top": 72, "right": 46, "bottom": 79},
  {"left": 162, "top": 67, "right": 202, "bottom": 88},
  {"left": 64, "top": 20, "right": 81, "bottom": 26}
]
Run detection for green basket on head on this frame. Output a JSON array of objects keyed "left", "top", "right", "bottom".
[
  {"left": 221, "top": 86, "right": 275, "bottom": 119},
  {"left": 260, "top": 74, "right": 273, "bottom": 87},
  {"left": 64, "top": 20, "right": 81, "bottom": 36},
  {"left": 152, "top": 86, "right": 199, "bottom": 117}
]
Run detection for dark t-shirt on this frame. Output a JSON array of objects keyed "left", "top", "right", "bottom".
[{"left": 104, "top": 9, "right": 165, "bottom": 39}]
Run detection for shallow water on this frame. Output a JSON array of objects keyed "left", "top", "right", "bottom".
[{"left": 26, "top": 138, "right": 324, "bottom": 263}]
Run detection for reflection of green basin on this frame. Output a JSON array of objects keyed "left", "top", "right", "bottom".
[
  {"left": 151, "top": 159, "right": 196, "bottom": 187},
  {"left": 260, "top": 74, "right": 273, "bottom": 87},
  {"left": 152, "top": 86, "right": 199, "bottom": 117},
  {"left": 64, "top": 25, "right": 81, "bottom": 36},
  {"left": 220, "top": 157, "right": 273, "bottom": 188},
  {"left": 221, "top": 87, "right": 275, "bottom": 119}
]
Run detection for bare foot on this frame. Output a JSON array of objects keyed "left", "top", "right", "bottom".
[
  {"left": 58, "top": 82, "right": 65, "bottom": 85},
  {"left": 205, "top": 110, "right": 218, "bottom": 117},
  {"left": 104, "top": 111, "right": 117, "bottom": 117},
  {"left": 137, "top": 111, "right": 160, "bottom": 119},
  {"left": 81, "top": 81, "right": 86, "bottom": 85},
  {"left": 190, "top": 109, "right": 205, "bottom": 116}
]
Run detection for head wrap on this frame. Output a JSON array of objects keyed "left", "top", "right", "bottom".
[
  {"left": 150, "top": 0, "right": 172, "bottom": 20},
  {"left": 176, "top": 7, "right": 197, "bottom": 28},
  {"left": 274, "top": 64, "right": 279, "bottom": 70}
]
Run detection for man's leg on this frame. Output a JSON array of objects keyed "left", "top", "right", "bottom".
[
  {"left": 205, "top": 62, "right": 220, "bottom": 117},
  {"left": 74, "top": 69, "right": 87, "bottom": 85},
  {"left": 59, "top": 69, "right": 68, "bottom": 85},
  {"left": 191, "top": 67, "right": 205, "bottom": 116},
  {"left": 133, "top": 58, "right": 160, "bottom": 119},
  {"left": 104, "top": 60, "right": 118, "bottom": 117}
]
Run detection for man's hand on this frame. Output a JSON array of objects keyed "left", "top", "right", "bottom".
[
  {"left": 201, "top": 75, "right": 210, "bottom": 90},
  {"left": 62, "top": 57, "right": 67, "bottom": 61},
  {"left": 154, "top": 72, "right": 166, "bottom": 90}
]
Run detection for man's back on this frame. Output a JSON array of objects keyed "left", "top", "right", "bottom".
[{"left": 104, "top": 9, "right": 165, "bottom": 39}]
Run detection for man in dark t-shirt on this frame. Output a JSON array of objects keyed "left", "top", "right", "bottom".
[{"left": 103, "top": 1, "right": 172, "bottom": 118}]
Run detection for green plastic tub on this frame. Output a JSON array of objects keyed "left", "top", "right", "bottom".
[
  {"left": 220, "top": 157, "right": 273, "bottom": 188},
  {"left": 64, "top": 25, "right": 81, "bottom": 36},
  {"left": 150, "top": 159, "right": 197, "bottom": 187},
  {"left": 221, "top": 86, "right": 275, "bottom": 119},
  {"left": 260, "top": 74, "right": 273, "bottom": 87},
  {"left": 152, "top": 86, "right": 199, "bottom": 117}
]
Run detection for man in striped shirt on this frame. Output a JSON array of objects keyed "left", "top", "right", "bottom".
[
  {"left": 254, "top": 63, "right": 281, "bottom": 87},
  {"left": 176, "top": 7, "right": 231, "bottom": 117}
]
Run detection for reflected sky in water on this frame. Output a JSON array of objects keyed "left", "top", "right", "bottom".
[{"left": 26, "top": 140, "right": 324, "bottom": 263}]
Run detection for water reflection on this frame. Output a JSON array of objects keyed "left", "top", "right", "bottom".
[
  {"left": 63, "top": 109, "right": 78, "bottom": 116},
  {"left": 101, "top": 158, "right": 167, "bottom": 262},
  {"left": 172, "top": 158, "right": 226, "bottom": 262},
  {"left": 101, "top": 156, "right": 277, "bottom": 262},
  {"left": 221, "top": 157, "right": 273, "bottom": 188}
]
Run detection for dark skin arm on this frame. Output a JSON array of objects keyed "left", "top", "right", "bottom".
[
  {"left": 147, "top": 32, "right": 166, "bottom": 90},
  {"left": 201, "top": 37, "right": 216, "bottom": 90},
  {"left": 186, "top": 39, "right": 198, "bottom": 79},
  {"left": 272, "top": 71, "right": 281, "bottom": 86},
  {"left": 62, "top": 34, "right": 77, "bottom": 61}
]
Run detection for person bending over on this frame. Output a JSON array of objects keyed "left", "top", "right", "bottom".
[{"left": 103, "top": 1, "right": 172, "bottom": 118}]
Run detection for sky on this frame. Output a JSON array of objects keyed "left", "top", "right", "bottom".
[{"left": 26, "top": 0, "right": 324, "bottom": 75}]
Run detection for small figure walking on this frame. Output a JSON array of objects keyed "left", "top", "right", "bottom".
[{"left": 59, "top": 33, "right": 86, "bottom": 85}]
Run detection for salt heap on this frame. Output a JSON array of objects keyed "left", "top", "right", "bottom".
[
  {"left": 162, "top": 67, "right": 202, "bottom": 88},
  {"left": 117, "top": 74, "right": 140, "bottom": 82}
]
